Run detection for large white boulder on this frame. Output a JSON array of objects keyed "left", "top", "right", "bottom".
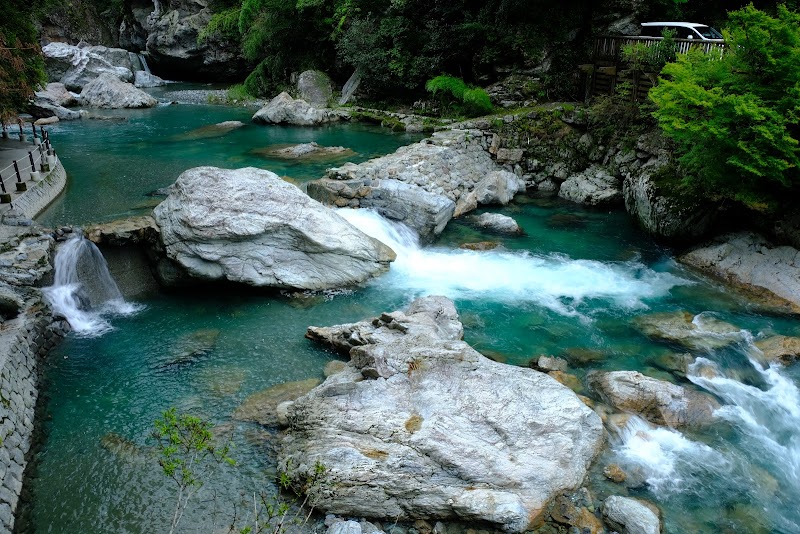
[
  {"left": 280, "top": 296, "right": 604, "bottom": 532},
  {"left": 252, "top": 92, "right": 346, "bottom": 126},
  {"left": 152, "top": 166, "right": 396, "bottom": 289},
  {"left": 559, "top": 165, "right": 622, "bottom": 206},
  {"left": 79, "top": 73, "right": 158, "bottom": 108},
  {"left": 43, "top": 42, "right": 140, "bottom": 91},
  {"left": 602, "top": 496, "right": 661, "bottom": 534},
  {"left": 679, "top": 232, "right": 800, "bottom": 313}
]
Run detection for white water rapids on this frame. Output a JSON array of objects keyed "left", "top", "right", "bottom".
[
  {"left": 338, "top": 208, "right": 688, "bottom": 315},
  {"left": 44, "top": 236, "right": 141, "bottom": 337}
]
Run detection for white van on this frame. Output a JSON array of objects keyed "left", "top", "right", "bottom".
[{"left": 640, "top": 22, "right": 724, "bottom": 41}]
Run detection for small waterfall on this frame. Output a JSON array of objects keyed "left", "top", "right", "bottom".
[
  {"left": 337, "top": 208, "right": 688, "bottom": 315},
  {"left": 137, "top": 53, "right": 151, "bottom": 74},
  {"left": 44, "top": 235, "right": 141, "bottom": 337}
]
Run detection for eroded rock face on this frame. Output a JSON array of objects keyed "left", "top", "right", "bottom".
[
  {"left": 145, "top": 0, "right": 246, "bottom": 80},
  {"left": 280, "top": 296, "right": 604, "bottom": 532},
  {"left": 80, "top": 73, "right": 158, "bottom": 108},
  {"left": 307, "top": 130, "right": 522, "bottom": 241},
  {"left": 588, "top": 370, "right": 719, "bottom": 428},
  {"left": 134, "top": 70, "right": 167, "bottom": 88},
  {"left": 152, "top": 166, "right": 395, "bottom": 289},
  {"left": 297, "top": 70, "right": 333, "bottom": 107},
  {"left": 623, "top": 171, "right": 716, "bottom": 241},
  {"left": 29, "top": 83, "right": 81, "bottom": 120},
  {"left": 43, "top": 42, "right": 140, "bottom": 91},
  {"left": 559, "top": 165, "right": 622, "bottom": 207},
  {"left": 252, "top": 92, "right": 347, "bottom": 126},
  {"left": 679, "top": 232, "right": 800, "bottom": 313}
]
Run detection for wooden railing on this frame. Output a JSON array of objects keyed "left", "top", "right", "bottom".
[{"left": 593, "top": 35, "right": 726, "bottom": 63}]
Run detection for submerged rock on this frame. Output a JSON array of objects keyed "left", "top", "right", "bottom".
[
  {"left": 158, "top": 328, "right": 220, "bottom": 369},
  {"left": 80, "top": 73, "right": 158, "bottom": 109},
  {"left": 252, "top": 92, "right": 347, "bottom": 126},
  {"left": 254, "top": 142, "right": 354, "bottom": 160},
  {"left": 174, "top": 120, "right": 246, "bottom": 140},
  {"left": 679, "top": 232, "right": 800, "bottom": 314},
  {"left": 634, "top": 310, "right": 742, "bottom": 352},
  {"left": 588, "top": 370, "right": 719, "bottom": 428},
  {"left": 601, "top": 496, "right": 661, "bottom": 534},
  {"left": 152, "top": 166, "right": 395, "bottom": 289},
  {"left": 281, "top": 296, "right": 604, "bottom": 532},
  {"left": 233, "top": 378, "right": 321, "bottom": 426}
]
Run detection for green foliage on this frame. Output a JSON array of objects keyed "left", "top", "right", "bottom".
[
  {"left": 153, "top": 407, "right": 234, "bottom": 534},
  {"left": 198, "top": 7, "right": 242, "bottom": 44},
  {"left": 424, "top": 75, "right": 492, "bottom": 117},
  {"left": 622, "top": 30, "right": 678, "bottom": 72},
  {"left": 462, "top": 87, "right": 493, "bottom": 116},
  {"left": 649, "top": 4, "right": 800, "bottom": 211},
  {"left": 0, "top": 0, "right": 46, "bottom": 120}
]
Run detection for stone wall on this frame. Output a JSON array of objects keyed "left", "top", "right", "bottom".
[
  {"left": 10, "top": 159, "right": 67, "bottom": 221},
  {"left": 0, "top": 295, "right": 67, "bottom": 533}
]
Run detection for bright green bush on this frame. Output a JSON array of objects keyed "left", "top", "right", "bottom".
[
  {"left": 462, "top": 87, "right": 493, "bottom": 116},
  {"left": 197, "top": 7, "right": 241, "bottom": 44},
  {"left": 649, "top": 5, "right": 800, "bottom": 211},
  {"left": 425, "top": 75, "right": 468, "bottom": 101}
]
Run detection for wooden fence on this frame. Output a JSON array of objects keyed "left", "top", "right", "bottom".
[{"left": 581, "top": 36, "right": 726, "bottom": 100}]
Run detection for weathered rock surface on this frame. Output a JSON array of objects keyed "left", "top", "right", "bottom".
[
  {"left": 679, "top": 232, "right": 800, "bottom": 313},
  {"left": 0, "top": 282, "right": 24, "bottom": 319},
  {"left": 80, "top": 73, "right": 158, "bottom": 109},
  {"left": 134, "top": 70, "right": 167, "bottom": 88},
  {"left": 144, "top": 0, "right": 246, "bottom": 80},
  {"left": 559, "top": 165, "right": 622, "bottom": 207},
  {"left": 624, "top": 171, "right": 716, "bottom": 241},
  {"left": 297, "top": 70, "right": 333, "bottom": 107},
  {"left": 252, "top": 92, "right": 347, "bottom": 126},
  {"left": 634, "top": 310, "right": 742, "bottom": 352},
  {"left": 43, "top": 42, "right": 141, "bottom": 91},
  {"left": 470, "top": 213, "right": 522, "bottom": 235},
  {"left": 602, "top": 496, "right": 661, "bottom": 534},
  {"left": 754, "top": 335, "right": 800, "bottom": 365},
  {"left": 84, "top": 215, "right": 160, "bottom": 247},
  {"left": 307, "top": 130, "right": 522, "bottom": 241},
  {"left": 281, "top": 296, "right": 604, "bottom": 532},
  {"left": 152, "top": 166, "right": 395, "bottom": 289},
  {"left": 588, "top": 370, "right": 719, "bottom": 428},
  {"left": 29, "top": 83, "right": 81, "bottom": 120}
]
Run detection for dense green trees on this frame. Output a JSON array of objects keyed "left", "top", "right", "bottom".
[
  {"left": 649, "top": 4, "right": 800, "bottom": 211},
  {"left": 0, "top": 1, "right": 46, "bottom": 120}
]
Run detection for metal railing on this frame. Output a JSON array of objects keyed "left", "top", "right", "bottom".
[
  {"left": 593, "top": 35, "right": 726, "bottom": 63},
  {"left": 0, "top": 126, "right": 56, "bottom": 203}
]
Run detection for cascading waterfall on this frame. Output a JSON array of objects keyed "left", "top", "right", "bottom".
[
  {"left": 338, "top": 208, "right": 688, "bottom": 315},
  {"left": 44, "top": 235, "right": 141, "bottom": 336},
  {"left": 137, "top": 53, "right": 151, "bottom": 74}
]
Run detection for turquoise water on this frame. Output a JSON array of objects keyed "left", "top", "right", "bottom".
[{"left": 23, "top": 94, "right": 800, "bottom": 533}]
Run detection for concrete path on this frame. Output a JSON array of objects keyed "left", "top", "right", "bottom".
[{"left": 0, "top": 135, "right": 53, "bottom": 219}]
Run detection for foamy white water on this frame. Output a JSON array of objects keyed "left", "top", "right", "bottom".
[
  {"left": 44, "top": 236, "right": 142, "bottom": 337},
  {"left": 338, "top": 208, "right": 688, "bottom": 314},
  {"left": 689, "top": 354, "right": 800, "bottom": 490},
  {"left": 612, "top": 416, "right": 727, "bottom": 493}
]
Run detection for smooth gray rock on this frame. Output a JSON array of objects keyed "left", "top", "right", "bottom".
[
  {"left": 152, "top": 166, "right": 395, "bottom": 289},
  {"left": 297, "top": 70, "right": 333, "bottom": 107},
  {"left": 471, "top": 213, "right": 521, "bottom": 235},
  {"left": 29, "top": 83, "right": 81, "bottom": 120},
  {"left": 559, "top": 165, "right": 622, "bottom": 206},
  {"left": 634, "top": 310, "right": 742, "bottom": 352},
  {"left": 623, "top": 171, "right": 715, "bottom": 241},
  {"left": 281, "top": 297, "right": 604, "bottom": 532},
  {"left": 134, "top": 70, "right": 167, "bottom": 88},
  {"left": 602, "top": 496, "right": 661, "bottom": 534},
  {"left": 588, "top": 370, "right": 719, "bottom": 428},
  {"left": 252, "top": 92, "right": 346, "bottom": 126},
  {"left": 679, "top": 232, "right": 800, "bottom": 313},
  {"left": 327, "top": 520, "right": 364, "bottom": 534},
  {"left": 308, "top": 130, "right": 517, "bottom": 240},
  {"left": 43, "top": 43, "right": 137, "bottom": 91},
  {"left": 80, "top": 73, "right": 158, "bottom": 109}
]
